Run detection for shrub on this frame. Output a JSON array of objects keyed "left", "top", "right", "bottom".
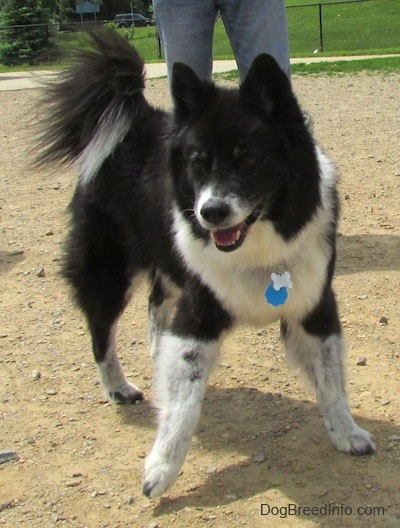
[{"left": 0, "top": 0, "right": 54, "bottom": 65}]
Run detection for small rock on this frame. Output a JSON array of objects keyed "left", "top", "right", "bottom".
[
  {"left": 357, "top": 295, "right": 368, "bottom": 300},
  {"left": 32, "top": 370, "right": 41, "bottom": 380},
  {"left": 356, "top": 357, "right": 367, "bottom": 366},
  {"left": 0, "top": 450, "right": 19, "bottom": 464},
  {"left": 37, "top": 268, "right": 45, "bottom": 278},
  {"left": 66, "top": 480, "right": 82, "bottom": 487},
  {"left": 188, "top": 483, "right": 198, "bottom": 491},
  {"left": 225, "top": 494, "right": 238, "bottom": 501},
  {"left": 126, "top": 496, "right": 135, "bottom": 505},
  {"left": 205, "top": 466, "right": 217, "bottom": 475},
  {"left": 146, "top": 523, "right": 159, "bottom": 528},
  {"left": 46, "top": 389, "right": 57, "bottom": 396},
  {"left": 379, "top": 316, "right": 389, "bottom": 326},
  {"left": 218, "top": 363, "right": 231, "bottom": 369},
  {"left": 380, "top": 399, "right": 390, "bottom": 406},
  {"left": 253, "top": 454, "right": 265, "bottom": 463},
  {"left": 0, "top": 501, "right": 16, "bottom": 513},
  {"left": 317, "top": 488, "right": 329, "bottom": 498}
]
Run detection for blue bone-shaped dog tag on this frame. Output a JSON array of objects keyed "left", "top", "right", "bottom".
[{"left": 265, "top": 272, "right": 293, "bottom": 307}]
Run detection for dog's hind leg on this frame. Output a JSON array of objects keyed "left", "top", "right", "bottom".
[
  {"left": 89, "top": 309, "right": 144, "bottom": 404},
  {"left": 282, "top": 287, "right": 375, "bottom": 455},
  {"left": 63, "top": 211, "right": 144, "bottom": 404},
  {"left": 143, "top": 283, "right": 232, "bottom": 498}
]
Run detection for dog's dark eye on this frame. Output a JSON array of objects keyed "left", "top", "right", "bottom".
[
  {"left": 234, "top": 145, "right": 256, "bottom": 166},
  {"left": 190, "top": 151, "right": 207, "bottom": 170}
]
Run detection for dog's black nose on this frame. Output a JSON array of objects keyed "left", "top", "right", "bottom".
[{"left": 200, "top": 199, "right": 231, "bottom": 225}]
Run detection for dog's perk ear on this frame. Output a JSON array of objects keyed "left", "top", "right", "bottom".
[
  {"left": 171, "top": 62, "right": 214, "bottom": 122},
  {"left": 240, "top": 54, "right": 297, "bottom": 120}
]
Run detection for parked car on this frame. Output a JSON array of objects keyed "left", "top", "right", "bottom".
[{"left": 113, "top": 13, "right": 155, "bottom": 28}]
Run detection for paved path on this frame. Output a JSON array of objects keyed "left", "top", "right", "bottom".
[{"left": 0, "top": 55, "right": 398, "bottom": 91}]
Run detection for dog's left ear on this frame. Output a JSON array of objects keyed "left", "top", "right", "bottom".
[
  {"left": 171, "top": 62, "right": 215, "bottom": 122},
  {"left": 240, "top": 54, "right": 298, "bottom": 120}
]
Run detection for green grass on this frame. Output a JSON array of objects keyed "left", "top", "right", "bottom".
[
  {"left": 56, "top": 26, "right": 162, "bottom": 64},
  {"left": 211, "top": 0, "right": 400, "bottom": 58},
  {"left": 217, "top": 56, "right": 400, "bottom": 81},
  {"left": 291, "top": 56, "right": 400, "bottom": 74},
  {"left": 285, "top": 0, "right": 400, "bottom": 55}
]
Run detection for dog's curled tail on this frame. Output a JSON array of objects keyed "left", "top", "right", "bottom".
[{"left": 36, "top": 29, "right": 146, "bottom": 185}]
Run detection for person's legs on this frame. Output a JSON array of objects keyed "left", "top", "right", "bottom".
[
  {"left": 220, "top": 0, "right": 290, "bottom": 79},
  {"left": 153, "top": 0, "right": 217, "bottom": 81}
]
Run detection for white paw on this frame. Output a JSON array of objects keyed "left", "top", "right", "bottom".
[
  {"left": 106, "top": 381, "right": 143, "bottom": 404},
  {"left": 329, "top": 425, "right": 376, "bottom": 455},
  {"left": 142, "top": 450, "right": 181, "bottom": 498}
]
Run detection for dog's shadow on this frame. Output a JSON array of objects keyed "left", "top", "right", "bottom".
[
  {"left": 337, "top": 234, "right": 400, "bottom": 274},
  {"left": 0, "top": 249, "right": 25, "bottom": 274},
  {"left": 118, "top": 385, "right": 399, "bottom": 524}
]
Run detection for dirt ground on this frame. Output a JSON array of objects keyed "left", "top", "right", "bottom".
[{"left": 0, "top": 71, "right": 399, "bottom": 528}]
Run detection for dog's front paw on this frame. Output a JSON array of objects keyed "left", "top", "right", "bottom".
[
  {"left": 347, "top": 427, "right": 376, "bottom": 456},
  {"left": 142, "top": 450, "right": 181, "bottom": 498},
  {"left": 330, "top": 425, "right": 376, "bottom": 455},
  {"left": 106, "top": 381, "right": 143, "bottom": 404}
]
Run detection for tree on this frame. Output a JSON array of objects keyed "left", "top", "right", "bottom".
[
  {"left": 0, "top": 0, "right": 54, "bottom": 66},
  {"left": 41, "top": 0, "right": 74, "bottom": 21}
]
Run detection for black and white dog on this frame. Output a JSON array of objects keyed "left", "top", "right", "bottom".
[{"left": 37, "top": 30, "right": 375, "bottom": 498}]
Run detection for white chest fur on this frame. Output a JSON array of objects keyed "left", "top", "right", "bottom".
[{"left": 173, "top": 208, "right": 332, "bottom": 327}]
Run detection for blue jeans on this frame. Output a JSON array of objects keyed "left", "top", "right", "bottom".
[{"left": 152, "top": 0, "right": 290, "bottom": 81}]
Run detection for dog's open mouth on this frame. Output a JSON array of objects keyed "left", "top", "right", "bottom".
[{"left": 211, "top": 205, "right": 262, "bottom": 252}]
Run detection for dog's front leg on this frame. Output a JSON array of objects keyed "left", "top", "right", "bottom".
[
  {"left": 143, "top": 284, "right": 232, "bottom": 498},
  {"left": 143, "top": 334, "right": 220, "bottom": 498},
  {"left": 282, "top": 287, "right": 375, "bottom": 455}
]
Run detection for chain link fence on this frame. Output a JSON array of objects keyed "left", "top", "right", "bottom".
[{"left": 286, "top": 0, "right": 400, "bottom": 54}]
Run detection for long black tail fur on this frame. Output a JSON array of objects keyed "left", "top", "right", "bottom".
[{"left": 35, "top": 29, "right": 148, "bottom": 177}]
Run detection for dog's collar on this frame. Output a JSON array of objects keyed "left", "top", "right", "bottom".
[{"left": 265, "top": 271, "right": 293, "bottom": 307}]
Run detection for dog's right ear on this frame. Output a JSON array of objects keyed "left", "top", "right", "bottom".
[
  {"left": 240, "top": 54, "right": 298, "bottom": 121},
  {"left": 171, "top": 63, "right": 214, "bottom": 122}
]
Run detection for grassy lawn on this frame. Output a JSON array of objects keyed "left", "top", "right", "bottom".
[
  {"left": 285, "top": 0, "right": 400, "bottom": 56},
  {"left": 55, "top": 26, "right": 162, "bottom": 65},
  {"left": 290, "top": 55, "right": 400, "bottom": 74},
  {"left": 216, "top": 55, "right": 400, "bottom": 80}
]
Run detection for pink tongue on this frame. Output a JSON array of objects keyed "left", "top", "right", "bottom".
[{"left": 211, "top": 221, "right": 245, "bottom": 247}]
